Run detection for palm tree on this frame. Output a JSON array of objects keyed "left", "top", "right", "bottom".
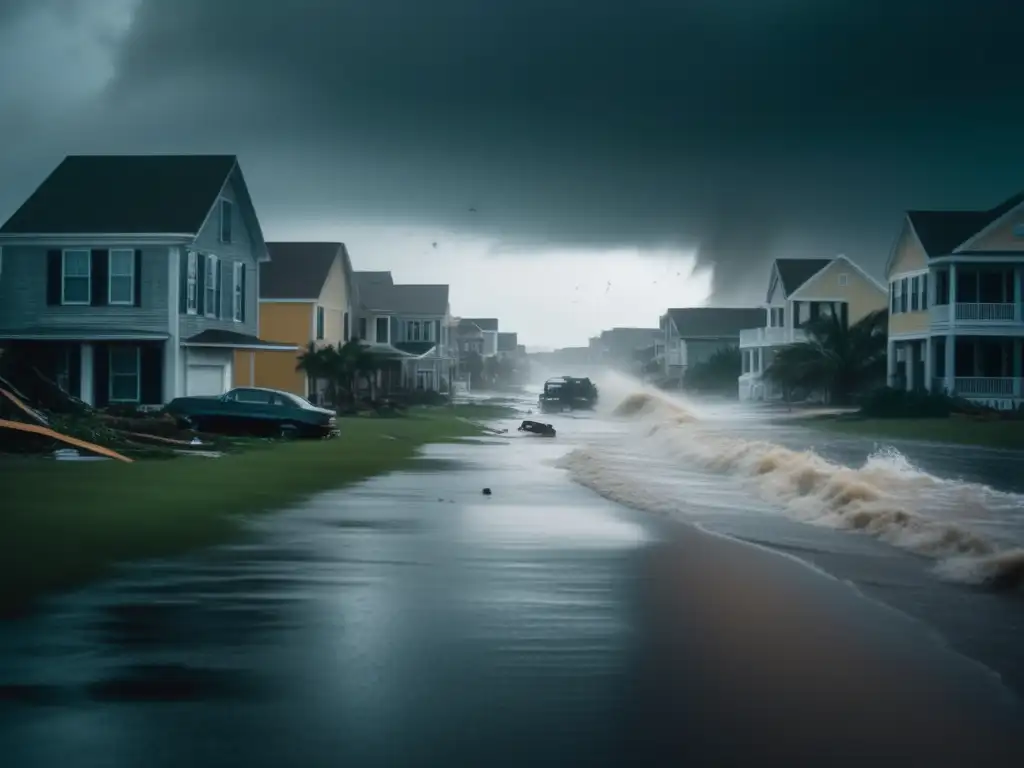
[
  {"left": 764, "top": 309, "right": 888, "bottom": 404},
  {"left": 295, "top": 342, "right": 332, "bottom": 403}
]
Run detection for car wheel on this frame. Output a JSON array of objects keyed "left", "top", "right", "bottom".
[{"left": 279, "top": 423, "right": 299, "bottom": 440}]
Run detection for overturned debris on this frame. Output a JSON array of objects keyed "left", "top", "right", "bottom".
[{"left": 518, "top": 420, "right": 556, "bottom": 437}]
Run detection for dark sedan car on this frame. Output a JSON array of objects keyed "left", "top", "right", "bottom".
[{"left": 164, "top": 387, "right": 338, "bottom": 438}]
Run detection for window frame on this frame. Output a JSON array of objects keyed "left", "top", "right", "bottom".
[
  {"left": 61, "top": 249, "right": 91, "bottom": 306},
  {"left": 108, "top": 248, "right": 135, "bottom": 306},
  {"left": 108, "top": 346, "right": 141, "bottom": 403},
  {"left": 232, "top": 261, "right": 243, "bottom": 322},
  {"left": 186, "top": 250, "right": 198, "bottom": 314},
  {"left": 219, "top": 199, "right": 233, "bottom": 243},
  {"left": 837, "top": 273, "right": 849, "bottom": 287},
  {"left": 205, "top": 254, "right": 220, "bottom": 318}
]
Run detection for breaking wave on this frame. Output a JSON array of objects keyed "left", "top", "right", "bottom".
[{"left": 562, "top": 391, "right": 1024, "bottom": 590}]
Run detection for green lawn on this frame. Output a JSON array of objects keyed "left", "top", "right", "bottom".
[
  {"left": 809, "top": 417, "right": 1024, "bottom": 451},
  {"left": 0, "top": 404, "right": 511, "bottom": 613}
]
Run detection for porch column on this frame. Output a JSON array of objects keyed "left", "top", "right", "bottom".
[
  {"left": 162, "top": 340, "right": 178, "bottom": 403},
  {"left": 944, "top": 334, "right": 955, "bottom": 394},
  {"left": 886, "top": 339, "right": 896, "bottom": 387},
  {"left": 905, "top": 340, "right": 915, "bottom": 391},
  {"left": 949, "top": 263, "right": 958, "bottom": 311},
  {"left": 923, "top": 336, "right": 934, "bottom": 392},
  {"left": 1014, "top": 339, "right": 1022, "bottom": 397},
  {"left": 80, "top": 343, "right": 95, "bottom": 406}
]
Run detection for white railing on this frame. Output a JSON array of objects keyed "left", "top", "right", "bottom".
[
  {"left": 953, "top": 377, "right": 1021, "bottom": 396},
  {"left": 955, "top": 303, "right": 1017, "bottom": 322},
  {"left": 933, "top": 303, "right": 1019, "bottom": 323},
  {"left": 739, "top": 326, "right": 808, "bottom": 348}
]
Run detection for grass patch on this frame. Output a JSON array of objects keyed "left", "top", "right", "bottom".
[
  {"left": 809, "top": 417, "right": 1024, "bottom": 451},
  {"left": 0, "top": 408, "right": 502, "bottom": 613}
]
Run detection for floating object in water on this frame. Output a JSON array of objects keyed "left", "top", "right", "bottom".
[
  {"left": 518, "top": 420, "right": 556, "bottom": 437},
  {"left": 482, "top": 487, "right": 492, "bottom": 495}
]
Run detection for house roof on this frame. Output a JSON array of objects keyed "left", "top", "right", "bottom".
[
  {"left": 261, "top": 242, "right": 343, "bottom": 299},
  {"left": 773, "top": 259, "right": 833, "bottom": 297},
  {"left": 666, "top": 308, "right": 765, "bottom": 339},
  {"left": 353, "top": 271, "right": 448, "bottom": 315},
  {"left": 463, "top": 317, "right": 498, "bottom": 331},
  {"left": 0, "top": 154, "right": 238, "bottom": 235},
  {"left": 182, "top": 329, "right": 296, "bottom": 350},
  {"left": 390, "top": 285, "right": 449, "bottom": 315},
  {"left": 456, "top": 319, "right": 483, "bottom": 334},
  {"left": 906, "top": 191, "right": 1024, "bottom": 256},
  {"left": 497, "top": 332, "right": 518, "bottom": 351}
]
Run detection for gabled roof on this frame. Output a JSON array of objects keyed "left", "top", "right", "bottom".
[
  {"left": 261, "top": 242, "right": 344, "bottom": 300},
  {"left": 456, "top": 319, "right": 483, "bottom": 334},
  {"left": 0, "top": 154, "right": 238, "bottom": 235},
  {"left": 772, "top": 258, "right": 833, "bottom": 298},
  {"left": 905, "top": 191, "right": 1024, "bottom": 257},
  {"left": 463, "top": 317, "right": 498, "bottom": 331},
  {"left": 666, "top": 307, "right": 765, "bottom": 339},
  {"left": 354, "top": 271, "right": 395, "bottom": 311}
]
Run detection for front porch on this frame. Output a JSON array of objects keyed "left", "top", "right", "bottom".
[{"left": 888, "top": 335, "right": 1024, "bottom": 410}]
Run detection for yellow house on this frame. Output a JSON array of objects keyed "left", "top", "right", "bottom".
[
  {"left": 233, "top": 242, "right": 354, "bottom": 400},
  {"left": 738, "top": 254, "right": 888, "bottom": 401},
  {"left": 885, "top": 192, "right": 1024, "bottom": 409}
]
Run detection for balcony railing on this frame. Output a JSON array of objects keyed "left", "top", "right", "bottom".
[
  {"left": 930, "top": 303, "right": 1019, "bottom": 324},
  {"left": 932, "top": 377, "right": 1023, "bottom": 397},
  {"left": 739, "top": 326, "right": 808, "bottom": 347}
]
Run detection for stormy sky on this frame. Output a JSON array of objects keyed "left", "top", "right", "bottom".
[{"left": 2, "top": 1, "right": 1023, "bottom": 348}]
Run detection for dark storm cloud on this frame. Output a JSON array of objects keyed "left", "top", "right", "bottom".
[{"left": 13, "top": 1, "right": 1024, "bottom": 301}]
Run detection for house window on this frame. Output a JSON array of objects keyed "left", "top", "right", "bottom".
[
  {"left": 109, "top": 249, "right": 135, "bottom": 305},
  {"left": 837, "top": 273, "right": 849, "bottom": 287},
  {"left": 911, "top": 276, "right": 920, "bottom": 311},
  {"left": 921, "top": 274, "right": 929, "bottom": 310},
  {"left": 890, "top": 282, "right": 897, "bottom": 313},
  {"left": 109, "top": 346, "right": 141, "bottom": 403},
  {"left": 205, "top": 254, "right": 219, "bottom": 317},
  {"left": 232, "top": 262, "right": 243, "bottom": 322},
  {"left": 62, "top": 249, "right": 91, "bottom": 304},
  {"left": 376, "top": 316, "right": 389, "bottom": 343},
  {"left": 315, "top": 306, "right": 325, "bottom": 340},
  {"left": 407, "top": 320, "right": 421, "bottom": 341},
  {"left": 358, "top": 317, "right": 368, "bottom": 339},
  {"left": 186, "top": 251, "right": 198, "bottom": 313},
  {"left": 219, "top": 199, "right": 233, "bottom": 243},
  {"left": 900, "top": 278, "right": 908, "bottom": 313}
]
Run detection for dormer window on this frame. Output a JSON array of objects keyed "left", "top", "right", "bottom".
[{"left": 219, "top": 199, "right": 233, "bottom": 243}]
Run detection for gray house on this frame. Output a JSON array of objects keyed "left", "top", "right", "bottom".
[
  {"left": 352, "top": 270, "right": 454, "bottom": 391},
  {"left": 660, "top": 307, "right": 765, "bottom": 379},
  {"left": 0, "top": 154, "right": 294, "bottom": 407}
]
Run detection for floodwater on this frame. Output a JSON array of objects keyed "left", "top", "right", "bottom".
[{"left": 1, "top": 382, "right": 1023, "bottom": 766}]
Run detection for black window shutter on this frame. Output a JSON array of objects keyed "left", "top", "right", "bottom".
[
  {"left": 343, "top": 311, "right": 349, "bottom": 341},
  {"left": 46, "top": 250, "right": 62, "bottom": 304},
  {"left": 140, "top": 344, "right": 163, "bottom": 405},
  {"left": 240, "top": 266, "right": 247, "bottom": 322},
  {"left": 133, "top": 250, "right": 143, "bottom": 307},
  {"left": 179, "top": 250, "right": 188, "bottom": 314},
  {"left": 94, "top": 344, "right": 110, "bottom": 408},
  {"left": 68, "top": 344, "right": 82, "bottom": 398},
  {"left": 90, "top": 249, "right": 109, "bottom": 306},
  {"left": 197, "top": 254, "right": 206, "bottom": 315}
]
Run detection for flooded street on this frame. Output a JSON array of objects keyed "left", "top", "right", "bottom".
[{"left": 2, "top": 392, "right": 1024, "bottom": 766}]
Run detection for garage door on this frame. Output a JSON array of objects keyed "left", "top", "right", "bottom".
[{"left": 187, "top": 365, "right": 225, "bottom": 396}]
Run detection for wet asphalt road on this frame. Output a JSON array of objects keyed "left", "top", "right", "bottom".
[{"left": 2, "top": 427, "right": 1023, "bottom": 767}]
